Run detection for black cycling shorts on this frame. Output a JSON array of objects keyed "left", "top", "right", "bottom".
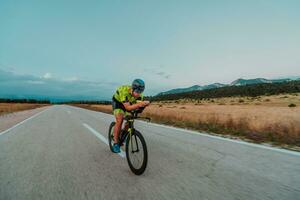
[{"left": 112, "top": 97, "right": 126, "bottom": 112}]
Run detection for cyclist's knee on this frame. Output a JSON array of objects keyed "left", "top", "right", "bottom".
[{"left": 115, "top": 114, "right": 124, "bottom": 124}]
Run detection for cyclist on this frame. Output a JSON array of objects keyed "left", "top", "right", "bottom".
[{"left": 111, "top": 79, "right": 150, "bottom": 153}]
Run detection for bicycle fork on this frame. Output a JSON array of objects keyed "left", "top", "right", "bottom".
[{"left": 128, "top": 128, "right": 140, "bottom": 153}]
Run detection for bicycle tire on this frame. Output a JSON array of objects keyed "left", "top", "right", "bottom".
[
  {"left": 125, "top": 130, "right": 148, "bottom": 175},
  {"left": 108, "top": 122, "right": 115, "bottom": 152}
]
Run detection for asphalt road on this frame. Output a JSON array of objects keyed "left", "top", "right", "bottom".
[{"left": 1, "top": 105, "right": 300, "bottom": 200}]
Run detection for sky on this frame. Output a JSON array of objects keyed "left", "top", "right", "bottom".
[{"left": 0, "top": 0, "right": 299, "bottom": 100}]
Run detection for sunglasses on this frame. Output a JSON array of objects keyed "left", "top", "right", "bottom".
[{"left": 134, "top": 87, "right": 144, "bottom": 94}]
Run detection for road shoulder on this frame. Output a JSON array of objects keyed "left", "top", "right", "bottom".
[{"left": 0, "top": 106, "right": 50, "bottom": 134}]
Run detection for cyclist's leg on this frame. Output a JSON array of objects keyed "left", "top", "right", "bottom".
[
  {"left": 124, "top": 121, "right": 129, "bottom": 131},
  {"left": 113, "top": 109, "right": 124, "bottom": 144}
]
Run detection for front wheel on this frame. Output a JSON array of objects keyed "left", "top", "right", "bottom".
[
  {"left": 108, "top": 122, "right": 115, "bottom": 152},
  {"left": 126, "top": 130, "right": 148, "bottom": 175}
]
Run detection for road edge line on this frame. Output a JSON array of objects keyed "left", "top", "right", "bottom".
[
  {"left": 137, "top": 120, "right": 300, "bottom": 157},
  {"left": 0, "top": 106, "right": 51, "bottom": 136},
  {"left": 82, "top": 123, "right": 126, "bottom": 158},
  {"left": 69, "top": 105, "right": 300, "bottom": 157}
]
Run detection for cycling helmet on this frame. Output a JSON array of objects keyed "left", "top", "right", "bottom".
[{"left": 132, "top": 79, "right": 145, "bottom": 93}]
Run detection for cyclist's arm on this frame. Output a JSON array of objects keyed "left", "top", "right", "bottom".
[
  {"left": 122, "top": 102, "right": 143, "bottom": 111},
  {"left": 118, "top": 90, "right": 149, "bottom": 111}
]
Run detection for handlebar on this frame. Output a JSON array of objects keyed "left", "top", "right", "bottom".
[
  {"left": 124, "top": 107, "right": 151, "bottom": 122},
  {"left": 125, "top": 116, "right": 151, "bottom": 122}
]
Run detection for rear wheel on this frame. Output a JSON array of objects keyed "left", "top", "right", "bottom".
[
  {"left": 108, "top": 122, "right": 115, "bottom": 152},
  {"left": 126, "top": 130, "right": 148, "bottom": 175}
]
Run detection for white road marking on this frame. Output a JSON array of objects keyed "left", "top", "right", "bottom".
[
  {"left": 83, "top": 123, "right": 126, "bottom": 158},
  {"left": 0, "top": 107, "right": 50, "bottom": 136},
  {"left": 68, "top": 105, "right": 300, "bottom": 157},
  {"left": 137, "top": 120, "right": 300, "bottom": 157}
]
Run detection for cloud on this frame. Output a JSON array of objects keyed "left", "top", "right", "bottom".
[
  {"left": 156, "top": 72, "right": 171, "bottom": 79},
  {"left": 43, "top": 72, "right": 52, "bottom": 79},
  {"left": 63, "top": 76, "right": 79, "bottom": 82},
  {"left": 0, "top": 62, "right": 15, "bottom": 72},
  {"left": 27, "top": 80, "right": 45, "bottom": 85},
  {"left": 144, "top": 67, "right": 171, "bottom": 79},
  {"left": 156, "top": 72, "right": 165, "bottom": 76},
  {"left": 0, "top": 69, "right": 118, "bottom": 101}
]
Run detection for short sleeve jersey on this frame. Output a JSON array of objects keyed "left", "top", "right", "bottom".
[{"left": 113, "top": 85, "right": 143, "bottom": 104}]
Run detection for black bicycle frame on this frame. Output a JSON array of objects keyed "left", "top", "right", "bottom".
[
  {"left": 118, "top": 110, "right": 150, "bottom": 151},
  {"left": 118, "top": 118, "right": 140, "bottom": 153}
]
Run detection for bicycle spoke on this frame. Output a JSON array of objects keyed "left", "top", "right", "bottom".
[
  {"left": 110, "top": 127, "right": 114, "bottom": 146},
  {"left": 128, "top": 135, "right": 144, "bottom": 169},
  {"left": 134, "top": 134, "right": 139, "bottom": 151}
]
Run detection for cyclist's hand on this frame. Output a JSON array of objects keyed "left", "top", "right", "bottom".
[
  {"left": 137, "top": 101, "right": 144, "bottom": 107},
  {"left": 143, "top": 101, "right": 150, "bottom": 106},
  {"left": 137, "top": 101, "right": 149, "bottom": 107}
]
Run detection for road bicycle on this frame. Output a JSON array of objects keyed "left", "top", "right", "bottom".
[{"left": 108, "top": 107, "right": 150, "bottom": 175}]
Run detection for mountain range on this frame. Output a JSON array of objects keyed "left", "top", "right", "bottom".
[{"left": 157, "top": 78, "right": 299, "bottom": 96}]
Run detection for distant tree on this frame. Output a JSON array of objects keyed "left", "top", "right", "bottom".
[
  {"left": 0, "top": 98, "right": 50, "bottom": 104},
  {"left": 151, "top": 80, "right": 300, "bottom": 101},
  {"left": 61, "top": 100, "right": 111, "bottom": 105}
]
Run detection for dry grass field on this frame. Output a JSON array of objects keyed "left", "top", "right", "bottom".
[
  {"left": 74, "top": 93, "right": 300, "bottom": 148},
  {"left": 0, "top": 103, "right": 48, "bottom": 115}
]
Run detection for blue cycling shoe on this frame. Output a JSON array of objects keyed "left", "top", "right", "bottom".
[{"left": 112, "top": 143, "right": 121, "bottom": 153}]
